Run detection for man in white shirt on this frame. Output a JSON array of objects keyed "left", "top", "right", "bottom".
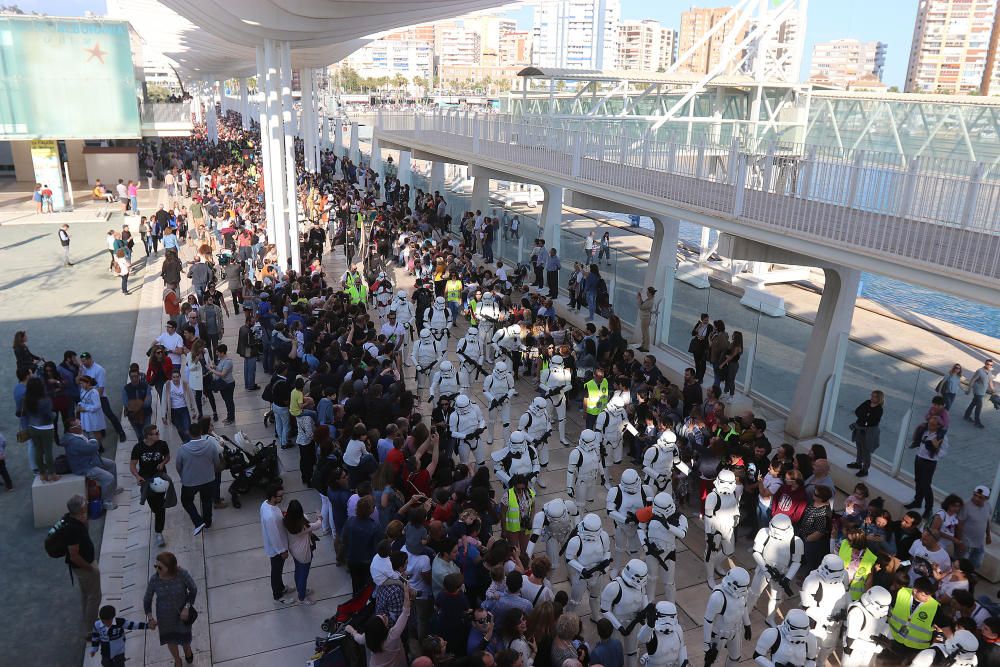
[
  {"left": 79, "top": 352, "right": 127, "bottom": 442},
  {"left": 403, "top": 544, "right": 434, "bottom": 637},
  {"left": 260, "top": 483, "right": 292, "bottom": 603},
  {"left": 155, "top": 321, "right": 186, "bottom": 367},
  {"left": 495, "top": 261, "right": 508, "bottom": 284},
  {"left": 908, "top": 529, "right": 952, "bottom": 587}
]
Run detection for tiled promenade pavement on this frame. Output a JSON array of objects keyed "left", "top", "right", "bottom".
[{"left": 98, "top": 209, "right": 793, "bottom": 667}]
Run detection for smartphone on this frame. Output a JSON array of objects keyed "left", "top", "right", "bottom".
[{"left": 899, "top": 560, "right": 911, "bottom": 567}]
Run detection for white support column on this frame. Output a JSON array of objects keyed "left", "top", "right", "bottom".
[
  {"left": 280, "top": 40, "right": 301, "bottom": 273},
  {"left": 301, "top": 68, "right": 314, "bottom": 172},
  {"left": 370, "top": 137, "right": 382, "bottom": 180},
  {"left": 256, "top": 47, "right": 274, "bottom": 241},
  {"left": 430, "top": 161, "right": 445, "bottom": 195},
  {"left": 398, "top": 150, "right": 412, "bottom": 201},
  {"left": 312, "top": 69, "right": 321, "bottom": 171},
  {"left": 263, "top": 39, "right": 289, "bottom": 268},
  {"left": 335, "top": 121, "right": 344, "bottom": 155},
  {"left": 349, "top": 122, "right": 359, "bottom": 164},
  {"left": 240, "top": 79, "right": 250, "bottom": 130},
  {"left": 646, "top": 216, "right": 681, "bottom": 347},
  {"left": 539, "top": 184, "right": 563, "bottom": 256},
  {"left": 469, "top": 166, "right": 490, "bottom": 214},
  {"left": 321, "top": 109, "right": 330, "bottom": 152},
  {"left": 786, "top": 266, "right": 861, "bottom": 439}
]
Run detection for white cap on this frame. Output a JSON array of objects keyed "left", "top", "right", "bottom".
[{"left": 975, "top": 485, "right": 992, "bottom": 498}]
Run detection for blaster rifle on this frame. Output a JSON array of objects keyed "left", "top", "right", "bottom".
[
  {"left": 624, "top": 511, "right": 640, "bottom": 525},
  {"left": 464, "top": 426, "right": 487, "bottom": 441},
  {"left": 622, "top": 604, "right": 655, "bottom": 636},
  {"left": 459, "top": 350, "right": 487, "bottom": 376},
  {"left": 581, "top": 557, "right": 613, "bottom": 579},
  {"left": 830, "top": 609, "right": 847, "bottom": 624},
  {"left": 765, "top": 566, "right": 794, "bottom": 597},
  {"left": 531, "top": 429, "right": 553, "bottom": 447},
  {"left": 416, "top": 359, "right": 437, "bottom": 374},
  {"left": 488, "top": 394, "right": 510, "bottom": 411},
  {"left": 541, "top": 386, "right": 565, "bottom": 399}
]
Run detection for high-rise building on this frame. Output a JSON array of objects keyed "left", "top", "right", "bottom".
[
  {"left": 617, "top": 19, "right": 676, "bottom": 71},
  {"left": 531, "top": 0, "right": 621, "bottom": 70},
  {"left": 499, "top": 30, "right": 533, "bottom": 66},
  {"left": 340, "top": 39, "right": 434, "bottom": 81},
  {"left": 809, "top": 39, "right": 887, "bottom": 89},
  {"left": 677, "top": 6, "right": 747, "bottom": 75},
  {"left": 905, "top": 0, "right": 1000, "bottom": 94},
  {"left": 435, "top": 22, "right": 483, "bottom": 69}
]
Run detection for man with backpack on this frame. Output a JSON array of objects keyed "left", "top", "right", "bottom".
[{"left": 47, "top": 494, "right": 100, "bottom": 631}]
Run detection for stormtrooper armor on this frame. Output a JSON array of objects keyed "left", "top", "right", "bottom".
[
  {"left": 606, "top": 469, "right": 652, "bottom": 569},
  {"left": 639, "top": 492, "right": 688, "bottom": 602},
  {"left": 595, "top": 391, "right": 630, "bottom": 465},
  {"left": 456, "top": 328, "right": 485, "bottom": 392},
  {"left": 373, "top": 272, "right": 394, "bottom": 320},
  {"left": 424, "top": 296, "right": 452, "bottom": 344},
  {"left": 429, "top": 360, "right": 460, "bottom": 403},
  {"left": 390, "top": 290, "right": 416, "bottom": 355},
  {"left": 566, "top": 513, "right": 613, "bottom": 620},
  {"left": 748, "top": 513, "right": 804, "bottom": 626},
  {"left": 842, "top": 586, "right": 892, "bottom": 667},
  {"left": 800, "top": 554, "right": 850, "bottom": 667},
  {"left": 539, "top": 355, "right": 573, "bottom": 445},
  {"left": 910, "top": 627, "right": 980, "bottom": 667},
  {"left": 637, "top": 602, "right": 688, "bottom": 667},
  {"left": 518, "top": 397, "right": 553, "bottom": 479},
  {"left": 601, "top": 559, "right": 651, "bottom": 667},
  {"left": 566, "top": 429, "right": 608, "bottom": 512},
  {"left": 704, "top": 469, "right": 742, "bottom": 587},
  {"left": 491, "top": 323, "right": 523, "bottom": 372},
  {"left": 476, "top": 291, "right": 503, "bottom": 357},
  {"left": 753, "top": 608, "right": 818, "bottom": 667},
  {"left": 492, "top": 430, "right": 540, "bottom": 488},
  {"left": 703, "top": 567, "right": 752, "bottom": 667},
  {"left": 412, "top": 328, "right": 441, "bottom": 395},
  {"left": 642, "top": 430, "right": 679, "bottom": 493},
  {"left": 448, "top": 394, "right": 487, "bottom": 466},
  {"left": 483, "top": 361, "right": 516, "bottom": 447},
  {"left": 526, "top": 498, "right": 580, "bottom": 572}
]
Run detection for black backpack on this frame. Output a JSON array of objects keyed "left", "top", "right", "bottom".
[{"left": 45, "top": 517, "right": 71, "bottom": 559}]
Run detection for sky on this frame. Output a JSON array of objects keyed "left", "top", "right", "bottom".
[{"left": 17, "top": 0, "right": 920, "bottom": 88}]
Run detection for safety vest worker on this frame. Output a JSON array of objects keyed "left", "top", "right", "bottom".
[
  {"left": 503, "top": 485, "right": 536, "bottom": 534},
  {"left": 839, "top": 540, "right": 877, "bottom": 601},
  {"left": 584, "top": 376, "right": 609, "bottom": 416},
  {"left": 446, "top": 278, "right": 463, "bottom": 304},
  {"left": 889, "top": 586, "right": 939, "bottom": 650}
]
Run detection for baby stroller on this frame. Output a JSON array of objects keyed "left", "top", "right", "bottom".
[
  {"left": 217, "top": 431, "right": 281, "bottom": 508},
  {"left": 308, "top": 584, "right": 376, "bottom": 667}
]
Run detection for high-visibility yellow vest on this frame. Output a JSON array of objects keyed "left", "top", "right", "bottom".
[
  {"left": 839, "top": 541, "right": 877, "bottom": 601},
  {"left": 355, "top": 212, "right": 363, "bottom": 229},
  {"left": 584, "top": 378, "right": 609, "bottom": 415},
  {"left": 889, "top": 588, "right": 938, "bottom": 649},
  {"left": 504, "top": 487, "right": 535, "bottom": 533},
  {"left": 445, "top": 280, "right": 463, "bottom": 303}
]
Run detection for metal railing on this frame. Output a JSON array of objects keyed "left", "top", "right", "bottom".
[
  {"left": 140, "top": 103, "right": 192, "bottom": 125},
  {"left": 376, "top": 109, "right": 1000, "bottom": 282}
]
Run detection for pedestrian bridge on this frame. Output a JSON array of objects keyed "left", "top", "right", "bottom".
[{"left": 374, "top": 110, "right": 1000, "bottom": 307}]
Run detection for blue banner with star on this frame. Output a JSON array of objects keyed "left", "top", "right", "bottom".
[{"left": 0, "top": 16, "right": 140, "bottom": 139}]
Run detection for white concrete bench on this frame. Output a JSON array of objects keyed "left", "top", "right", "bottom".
[
  {"left": 32, "top": 474, "right": 87, "bottom": 528},
  {"left": 734, "top": 275, "right": 786, "bottom": 317}
]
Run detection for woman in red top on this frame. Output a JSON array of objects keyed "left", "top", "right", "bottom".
[
  {"left": 146, "top": 347, "right": 173, "bottom": 393},
  {"left": 769, "top": 468, "right": 808, "bottom": 525}
]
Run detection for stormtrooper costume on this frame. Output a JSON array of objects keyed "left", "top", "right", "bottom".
[
  {"left": 518, "top": 397, "right": 553, "bottom": 478},
  {"left": 491, "top": 323, "right": 523, "bottom": 372},
  {"left": 800, "top": 554, "right": 850, "bottom": 667},
  {"left": 748, "top": 514, "right": 803, "bottom": 626},
  {"left": 639, "top": 492, "right": 688, "bottom": 602},
  {"left": 566, "top": 429, "right": 608, "bottom": 512},
  {"left": 704, "top": 469, "right": 742, "bottom": 587},
  {"left": 638, "top": 601, "right": 688, "bottom": 667},
  {"left": 595, "top": 391, "right": 630, "bottom": 465},
  {"left": 424, "top": 296, "right": 453, "bottom": 345},
  {"left": 703, "top": 567, "right": 752, "bottom": 667},
  {"left": 476, "top": 291, "right": 503, "bottom": 359},
  {"left": 389, "top": 290, "right": 416, "bottom": 357},
  {"left": 526, "top": 498, "right": 579, "bottom": 574},
  {"left": 456, "top": 328, "right": 485, "bottom": 392},
  {"left": 753, "top": 608, "right": 818, "bottom": 667},
  {"left": 482, "top": 361, "right": 516, "bottom": 447},
  {"left": 910, "top": 628, "right": 980, "bottom": 667},
  {"left": 492, "top": 430, "right": 540, "bottom": 489},
  {"left": 412, "top": 328, "right": 442, "bottom": 395},
  {"left": 606, "top": 469, "right": 652, "bottom": 569},
  {"left": 642, "top": 430, "right": 679, "bottom": 493},
  {"left": 841, "top": 586, "right": 892, "bottom": 667},
  {"left": 601, "top": 559, "right": 651, "bottom": 667},
  {"left": 539, "top": 355, "right": 573, "bottom": 446},
  {"left": 372, "top": 272, "right": 394, "bottom": 320},
  {"left": 566, "top": 513, "right": 613, "bottom": 620},
  {"left": 448, "top": 394, "right": 487, "bottom": 466},
  {"left": 429, "top": 360, "right": 461, "bottom": 403}
]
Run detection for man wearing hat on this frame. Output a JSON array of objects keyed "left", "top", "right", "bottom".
[
  {"left": 959, "top": 485, "right": 993, "bottom": 570},
  {"left": 637, "top": 286, "right": 658, "bottom": 352}
]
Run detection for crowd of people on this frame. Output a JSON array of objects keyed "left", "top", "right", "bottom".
[{"left": 13, "top": 108, "right": 1000, "bottom": 667}]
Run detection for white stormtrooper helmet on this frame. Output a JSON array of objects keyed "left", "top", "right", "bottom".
[
  {"left": 440, "top": 360, "right": 454, "bottom": 373},
  {"left": 780, "top": 609, "right": 811, "bottom": 644},
  {"left": 657, "top": 430, "right": 677, "bottom": 447},
  {"left": 396, "top": 289, "right": 407, "bottom": 301},
  {"left": 467, "top": 327, "right": 479, "bottom": 339},
  {"left": 544, "top": 498, "right": 567, "bottom": 521},
  {"left": 581, "top": 513, "right": 603, "bottom": 541},
  {"left": 944, "top": 629, "right": 979, "bottom": 660},
  {"left": 530, "top": 397, "right": 548, "bottom": 414},
  {"left": 620, "top": 559, "right": 648, "bottom": 590},
  {"left": 510, "top": 324, "right": 521, "bottom": 336},
  {"left": 509, "top": 430, "right": 528, "bottom": 455},
  {"left": 620, "top": 468, "right": 641, "bottom": 494},
  {"left": 147, "top": 477, "right": 169, "bottom": 494},
  {"left": 482, "top": 291, "right": 494, "bottom": 306},
  {"left": 653, "top": 601, "right": 679, "bottom": 634},
  {"left": 455, "top": 394, "right": 472, "bottom": 413},
  {"left": 434, "top": 296, "right": 446, "bottom": 307},
  {"left": 722, "top": 567, "right": 751, "bottom": 599},
  {"left": 579, "top": 429, "right": 599, "bottom": 453},
  {"left": 859, "top": 586, "right": 892, "bottom": 617},
  {"left": 419, "top": 328, "right": 431, "bottom": 341},
  {"left": 818, "top": 553, "right": 846, "bottom": 584},
  {"left": 652, "top": 492, "right": 676, "bottom": 519},
  {"left": 713, "top": 469, "right": 738, "bottom": 494},
  {"left": 550, "top": 354, "right": 564, "bottom": 371},
  {"left": 609, "top": 392, "right": 629, "bottom": 410},
  {"left": 768, "top": 513, "right": 794, "bottom": 541},
  {"left": 494, "top": 361, "right": 508, "bottom": 377}
]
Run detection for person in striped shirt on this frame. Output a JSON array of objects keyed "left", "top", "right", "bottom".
[{"left": 90, "top": 604, "right": 152, "bottom": 666}]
